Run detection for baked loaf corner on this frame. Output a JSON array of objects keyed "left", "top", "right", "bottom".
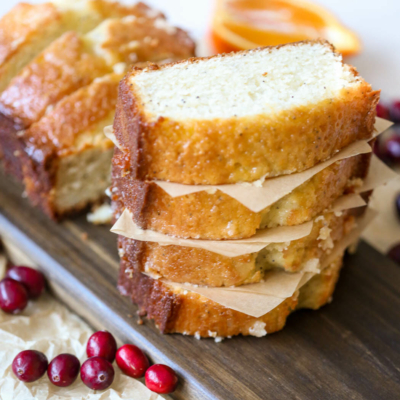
[{"left": 0, "top": 1, "right": 195, "bottom": 218}]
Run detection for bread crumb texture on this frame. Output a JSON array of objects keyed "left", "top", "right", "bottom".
[{"left": 133, "top": 41, "right": 361, "bottom": 120}]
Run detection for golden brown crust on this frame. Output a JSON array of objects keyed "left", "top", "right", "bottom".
[
  {"left": 114, "top": 41, "right": 379, "bottom": 184},
  {"left": 0, "top": 2, "right": 60, "bottom": 67},
  {"left": 0, "top": 1, "right": 165, "bottom": 94},
  {"left": 118, "top": 255, "right": 343, "bottom": 337},
  {"left": 24, "top": 74, "right": 120, "bottom": 155},
  {"left": 112, "top": 148, "right": 371, "bottom": 239},
  {"left": 0, "top": 32, "right": 111, "bottom": 128},
  {"left": 90, "top": 1, "right": 164, "bottom": 19},
  {"left": 0, "top": 5, "right": 195, "bottom": 129},
  {"left": 95, "top": 17, "right": 195, "bottom": 65},
  {"left": 117, "top": 210, "right": 355, "bottom": 287},
  {"left": 0, "top": 1, "right": 161, "bottom": 74}
]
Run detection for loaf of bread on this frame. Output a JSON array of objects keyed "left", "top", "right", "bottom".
[
  {"left": 0, "top": 15, "right": 194, "bottom": 128},
  {"left": 0, "top": 0, "right": 160, "bottom": 92},
  {"left": 118, "top": 254, "right": 344, "bottom": 338},
  {"left": 114, "top": 40, "right": 379, "bottom": 185},
  {"left": 0, "top": 2, "right": 195, "bottom": 218}
]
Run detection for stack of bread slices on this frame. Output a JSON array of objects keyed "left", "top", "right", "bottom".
[
  {"left": 0, "top": 0, "right": 195, "bottom": 218},
  {"left": 110, "top": 40, "right": 397, "bottom": 339}
]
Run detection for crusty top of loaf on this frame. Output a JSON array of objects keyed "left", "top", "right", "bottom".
[
  {"left": 0, "top": 10, "right": 195, "bottom": 128},
  {"left": 85, "top": 15, "right": 195, "bottom": 66},
  {"left": 128, "top": 40, "right": 364, "bottom": 121},
  {"left": 79, "top": 0, "right": 163, "bottom": 19},
  {"left": 0, "top": 1, "right": 159, "bottom": 69},
  {"left": 52, "top": 0, "right": 162, "bottom": 21},
  {"left": 24, "top": 73, "right": 122, "bottom": 158},
  {"left": 0, "top": 3, "right": 61, "bottom": 66},
  {"left": 0, "top": 31, "right": 111, "bottom": 127}
]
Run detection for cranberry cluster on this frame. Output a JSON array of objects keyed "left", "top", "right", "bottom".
[
  {"left": 375, "top": 101, "right": 400, "bottom": 165},
  {"left": 3, "top": 265, "right": 177, "bottom": 394},
  {"left": 12, "top": 330, "right": 178, "bottom": 393},
  {"left": 375, "top": 101, "right": 400, "bottom": 265},
  {"left": 0, "top": 266, "right": 45, "bottom": 313}
]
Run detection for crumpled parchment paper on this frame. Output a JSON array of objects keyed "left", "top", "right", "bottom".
[{"left": 0, "top": 256, "right": 164, "bottom": 400}]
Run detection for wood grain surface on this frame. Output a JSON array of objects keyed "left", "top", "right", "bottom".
[{"left": 0, "top": 168, "right": 399, "bottom": 400}]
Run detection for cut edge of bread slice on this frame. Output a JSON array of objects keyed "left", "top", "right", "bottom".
[{"left": 114, "top": 39, "right": 379, "bottom": 184}]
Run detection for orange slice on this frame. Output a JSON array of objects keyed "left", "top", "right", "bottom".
[{"left": 211, "top": 0, "right": 361, "bottom": 57}]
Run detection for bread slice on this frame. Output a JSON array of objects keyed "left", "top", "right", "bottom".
[
  {"left": 116, "top": 205, "right": 356, "bottom": 287},
  {"left": 118, "top": 254, "right": 343, "bottom": 337},
  {"left": 0, "top": 0, "right": 159, "bottom": 92},
  {"left": 0, "top": 14, "right": 194, "bottom": 129},
  {"left": 114, "top": 40, "right": 379, "bottom": 185},
  {"left": 112, "top": 147, "right": 371, "bottom": 239}
]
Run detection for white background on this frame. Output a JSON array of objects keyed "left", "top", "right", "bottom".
[{"left": 1, "top": 0, "right": 399, "bottom": 99}]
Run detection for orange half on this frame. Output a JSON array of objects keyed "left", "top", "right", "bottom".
[{"left": 212, "top": 0, "right": 361, "bottom": 57}]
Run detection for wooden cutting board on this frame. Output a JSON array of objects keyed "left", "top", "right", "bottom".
[{"left": 0, "top": 168, "right": 400, "bottom": 400}]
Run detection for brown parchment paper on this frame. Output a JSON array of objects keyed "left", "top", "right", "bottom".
[
  {"left": 104, "top": 125, "right": 123, "bottom": 150},
  {"left": 356, "top": 155, "right": 399, "bottom": 193},
  {"left": 0, "top": 244, "right": 164, "bottom": 400},
  {"left": 111, "top": 194, "right": 366, "bottom": 258},
  {"left": 112, "top": 209, "right": 313, "bottom": 257},
  {"left": 362, "top": 174, "right": 400, "bottom": 253}
]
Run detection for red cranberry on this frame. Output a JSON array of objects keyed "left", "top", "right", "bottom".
[
  {"left": 47, "top": 354, "right": 80, "bottom": 387},
  {"left": 385, "top": 135, "right": 400, "bottom": 161},
  {"left": 390, "top": 100, "right": 400, "bottom": 123},
  {"left": 86, "top": 331, "right": 117, "bottom": 363},
  {"left": 145, "top": 364, "right": 178, "bottom": 394},
  {"left": 12, "top": 350, "right": 48, "bottom": 382},
  {"left": 0, "top": 278, "right": 28, "bottom": 314},
  {"left": 116, "top": 344, "right": 149, "bottom": 378},
  {"left": 6, "top": 266, "right": 45, "bottom": 299},
  {"left": 376, "top": 103, "right": 390, "bottom": 120},
  {"left": 80, "top": 357, "right": 115, "bottom": 391},
  {"left": 388, "top": 244, "right": 400, "bottom": 265}
]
